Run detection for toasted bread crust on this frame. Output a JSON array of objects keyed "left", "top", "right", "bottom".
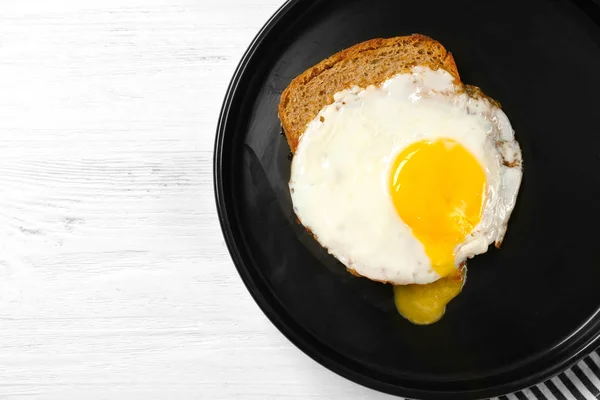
[{"left": 278, "top": 34, "right": 460, "bottom": 152}]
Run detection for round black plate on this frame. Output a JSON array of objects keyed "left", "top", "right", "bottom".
[{"left": 214, "top": 0, "right": 600, "bottom": 398}]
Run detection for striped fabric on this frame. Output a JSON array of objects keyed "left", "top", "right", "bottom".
[
  {"left": 403, "top": 349, "right": 600, "bottom": 399},
  {"left": 494, "top": 350, "right": 600, "bottom": 400}
]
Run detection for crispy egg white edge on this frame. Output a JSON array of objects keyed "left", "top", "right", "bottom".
[
  {"left": 453, "top": 95, "right": 523, "bottom": 264},
  {"left": 289, "top": 66, "right": 523, "bottom": 285}
]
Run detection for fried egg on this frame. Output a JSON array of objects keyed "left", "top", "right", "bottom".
[{"left": 289, "top": 66, "right": 522, "bottom": 322}]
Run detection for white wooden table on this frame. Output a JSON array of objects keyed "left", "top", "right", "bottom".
[
  {"left": 0, "top": 0, "right": 396, "bottom": 399},
  {"left": 5, "top": 2, "right": 600, "bottom": 400}
]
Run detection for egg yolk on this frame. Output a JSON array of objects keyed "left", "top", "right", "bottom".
[
  {"left": 394, "top": 268, "right": 465, "bottom": 325},
  {"left": 389, "top": 139, "right": 485, "bottom": 325},
  {"left": 389, "top": 138, "right": 486, "bottom": 277}
]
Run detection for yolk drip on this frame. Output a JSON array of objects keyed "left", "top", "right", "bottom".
[
  {"left": 389, "top": 138, "right": 486, "bottom": 277},
  {"left": 389, "top": 139, "right": 485, "bottom": 325},
  {"left": 394, "top": 268, "right": 465, "bottom": 325}
]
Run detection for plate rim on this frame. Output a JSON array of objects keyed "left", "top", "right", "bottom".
[{"left": 213, "top": 0, "right": 600, "bottom": 398}]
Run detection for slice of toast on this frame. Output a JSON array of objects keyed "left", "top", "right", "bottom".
[{"left": 278, "top": 34, "right": 460, "bottom": 152}]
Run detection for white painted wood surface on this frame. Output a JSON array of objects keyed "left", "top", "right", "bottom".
[{"left": 0, "top": 0, "right": 397, "bottom": 399}]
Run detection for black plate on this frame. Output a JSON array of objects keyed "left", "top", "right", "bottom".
[{"left": 214, "top": 0, "right": 600, "bottom": 398}]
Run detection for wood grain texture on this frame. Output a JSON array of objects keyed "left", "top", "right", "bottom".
[
  {"left": 4, "top": 2, "right": 600, "bottom": 400},
  {"left": 0, "top": 0, "right": 398, "bottom": 399}
]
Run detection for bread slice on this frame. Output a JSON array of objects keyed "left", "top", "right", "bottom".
[{"left": 278, "top": 34, "right": 460, "bottom": 152}]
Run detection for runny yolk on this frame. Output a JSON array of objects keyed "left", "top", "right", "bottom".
[
  {"left": 394, "top": 268, "right": 465, "bottom": 325},
  {"left": 389, "top": 138, "right": 486, "bottom": 324},
  {"left": 390, "top": 138, "right": 486, "bottom": 277}
]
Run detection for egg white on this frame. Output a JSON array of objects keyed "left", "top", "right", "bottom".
[{"left": 289, "top": 66, "right": 522, "bottom": 285}]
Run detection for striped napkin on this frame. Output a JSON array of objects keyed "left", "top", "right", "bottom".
[
  {"left": 403, "top": 349, "right": 600, "bottom": 399},
  {"left": 497, "top": 349, "right": 600, "bottom": 400}
]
